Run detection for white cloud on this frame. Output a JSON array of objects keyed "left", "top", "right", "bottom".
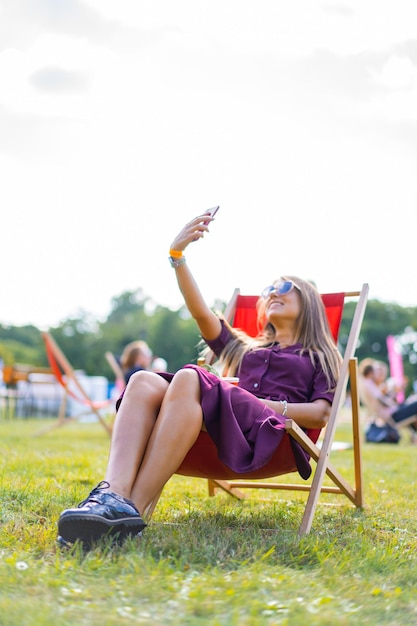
[
  {"left": 362, "top": 53, "right": 417, "bottom": 124},
  {"left": 373, "top": 55, "right": 416, "bottom": 91},
  {"left": 0, "top": 34, "right": 111, "bottom": 118},
  {"left": 83, "top": 0, "right": 417, "bottom": 57}
]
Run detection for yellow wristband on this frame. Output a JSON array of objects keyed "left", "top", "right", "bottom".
[{"left": 169, "top": 249, "right": 183, "bottom": 258}]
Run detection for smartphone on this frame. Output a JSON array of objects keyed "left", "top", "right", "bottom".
[{"left": 204, "top": 205, "right": 220, "bottom": 224}]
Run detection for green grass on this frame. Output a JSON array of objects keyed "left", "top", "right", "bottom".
[{"left": 0, "top": 417, "right": 416, "bottom": 625}]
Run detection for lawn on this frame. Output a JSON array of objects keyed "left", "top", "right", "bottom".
[{"left": 0, "top": 416, "right": 416, "bottom": 625}]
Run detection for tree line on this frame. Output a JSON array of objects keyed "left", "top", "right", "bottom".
[{"left": 1, "top": 289, "right": 417, "bottom": 392}]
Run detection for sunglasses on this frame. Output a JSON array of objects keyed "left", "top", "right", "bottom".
[{"left": 261, "top": 280, "right": 300, "bottom": 299}]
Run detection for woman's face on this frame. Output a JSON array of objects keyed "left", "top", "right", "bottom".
[
  {"left": 263, "top": 280, "right": 301, "bottom": 325},
  {"left": 373, "top": 365, "right": 387, "bottom": 385}
]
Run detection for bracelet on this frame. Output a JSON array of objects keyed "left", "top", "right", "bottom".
[
  {"left": 169, "top": 255, "right": 186, "bottom": 268},
  {"left": 169, "top": 249, "right": 183, "bottom": 258},
  {"left": 280, "top": 400, "right": 288, "bottom": 416}
]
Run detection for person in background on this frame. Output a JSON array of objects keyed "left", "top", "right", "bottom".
[
  {"left": 57, "top": 210, "right": 342, "bottom": 549},
  {"left": 372, "top": 360, "right": 406, "bottom": 401},
  {"left": 359, "top": 359, "right": 417, "bottom": 443},
  {"left": 120, "top": 340, "right": 153, "bottom": 384}
]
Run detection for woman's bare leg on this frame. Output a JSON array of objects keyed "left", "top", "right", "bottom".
[
  {"left": 129, "top": 368, "right": 203, "bottom": 513},
  {"left": 104, "top": 370, "right": 169, "bottom": 499},
  {"left": 57, "top": 369, "right": 203, "bottom": 547}
]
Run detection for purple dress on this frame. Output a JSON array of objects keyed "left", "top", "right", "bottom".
[{"left": 156, "top": 321, "right": 335, "bottom": 480}]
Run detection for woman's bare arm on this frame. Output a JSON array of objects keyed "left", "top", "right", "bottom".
[
  {"left": 262, "top": 398, "right": 332, "bottom": 429},
  {"left": 170, "top": 213, "right": 222, "bottom": 341}
]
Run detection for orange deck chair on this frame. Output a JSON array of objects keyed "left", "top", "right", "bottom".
[
  {"left": 35, "top": 332, "right": 114, "bottom": 436},
  {"left": 145, "top": 284, "right": 369, "bottom": 536}
]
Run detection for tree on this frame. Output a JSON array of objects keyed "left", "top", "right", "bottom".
[
  {"left": 146, "top": 305, "right": 201, "bottom": 372},
  {"left": 1, "top": 292, "right": 417, "bottom": 393},
  {"left": 0, "top": 324, "right": 44, "bottom": 366}
]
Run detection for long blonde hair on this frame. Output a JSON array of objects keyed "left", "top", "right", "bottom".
[{"left": 217, "top": 276, "right": 342, "bottom": 391}]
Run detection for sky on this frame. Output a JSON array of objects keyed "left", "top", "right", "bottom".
[{"left": 1, "top": 0, "right": 417, "bottom": 329}]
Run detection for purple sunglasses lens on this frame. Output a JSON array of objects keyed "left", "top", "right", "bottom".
[
  {"left": 262, "top": 281, "right": 294, "bottom": 298},
  {"left": 278, "top": 281, "right": 293, "bottom": 294}
]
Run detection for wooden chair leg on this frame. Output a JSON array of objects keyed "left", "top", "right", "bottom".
[
  {"left": 349, "top": 358, "right": 364, "bottom": 507},
  {"left": 207, "top": 479, "right": 245, "bottom": 499},
  {"left": 33, "top": 394, "right": 69, "bottom": 436}
]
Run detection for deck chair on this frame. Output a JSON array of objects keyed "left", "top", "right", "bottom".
[
  {"left": 144, "top": 284, "right": 369, "bottom": 536},
  {"left": 105, "top": 351, "right": 126, "bottom": 394},
  {"left": 35, "top": 332, "right": 114, "bottom": 436}
]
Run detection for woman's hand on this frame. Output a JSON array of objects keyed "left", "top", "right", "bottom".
[
  {"left": 262, "top": 398, "right": 331, "bottom": 429},
  {"left": 170, "top": 213, "right": 216, "bottom": 253},
  {"left": 169, "top": 211, "right": 221, "bottom": 341}
]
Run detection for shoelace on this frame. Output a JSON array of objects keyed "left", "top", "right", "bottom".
[{"left": 78, "top": 480, "right": 110, "bottom": 508}]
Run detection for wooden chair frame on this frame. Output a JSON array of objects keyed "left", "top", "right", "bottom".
[
  {"left": 144, "top": 284, "right": 369, "bottom": 536},
  {"left": 105, "top": 351, "right": 126, "bottom": 394},
  {"left": 35, "top": 332, "right": 114, "bottom": 436}
]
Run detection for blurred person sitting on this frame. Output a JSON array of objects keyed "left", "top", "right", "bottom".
[
  {"left": 372, "top": 360, "right": 408, "bottom": 402},
  {"left": 120, "top": 340, "right": 153, "bottom": 384},
  {"left": 359, "top": 359, "right": 417, "bottom": 444}
]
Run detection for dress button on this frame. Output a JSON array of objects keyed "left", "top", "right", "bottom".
[{"left": 253, "top": 383, "right": 259, "bottom": 388}]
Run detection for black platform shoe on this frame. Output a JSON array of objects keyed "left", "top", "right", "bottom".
[{"left": 57, "top": 481, "right": 146, "bottom": 548}]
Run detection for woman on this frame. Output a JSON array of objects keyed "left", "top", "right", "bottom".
[
  {"left": 120, "top": 340, "right": 153, "bottom": 384},
  {"left": 359, "top": 359, "right": 417, "bottom": 443},
  {"left": 57, "top": 211, "right": 342, "bottom": 548}
]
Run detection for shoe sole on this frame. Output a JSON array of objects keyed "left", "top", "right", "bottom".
[{"left": 58, "top": 513, "right": 146, "bottom": 547}]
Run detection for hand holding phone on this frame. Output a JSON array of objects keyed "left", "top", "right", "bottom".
[{"left": 203, "top": 205, "right": 219, "bottom": 224}]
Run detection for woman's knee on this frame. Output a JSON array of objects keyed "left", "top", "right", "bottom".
[
  {"left": 172, "top": 368, "right": 199, "bottom": 387},
  {"left": 168, "top": 368, "right": 200, "bottom": 399},
  {"left": 125, "top": 370, "right": 168, "bottom": 404}
]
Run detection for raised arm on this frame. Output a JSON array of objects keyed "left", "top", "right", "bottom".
[{"left": 169, "top": 213, "right": 222, "bottom": 341}]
